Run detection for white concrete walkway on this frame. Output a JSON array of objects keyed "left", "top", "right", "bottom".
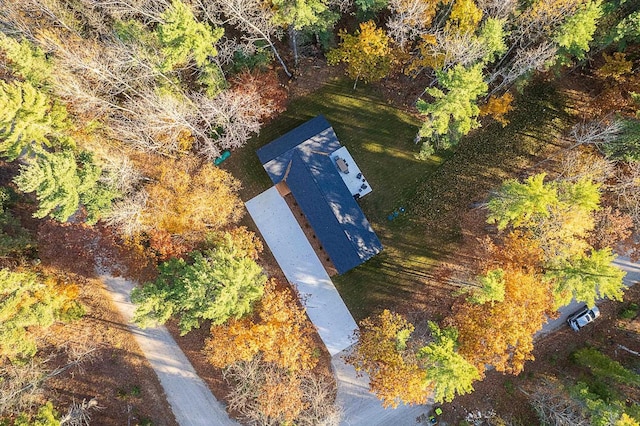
[
  {"left": 101, "top": 274, "right": 238, "bottom": 426},
  {"left": 245, "top": 187, "right": 358, "bottom": 356}
]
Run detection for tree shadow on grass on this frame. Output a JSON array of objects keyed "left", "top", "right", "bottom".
[{"left": 338, "top": 78, "right": 574, "bottom": 321}]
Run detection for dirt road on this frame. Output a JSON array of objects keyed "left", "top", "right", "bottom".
[
  {"left": 538, "top": 255, "right": 640, "bottom": 336},
  {"left": 100, "top": 274, "right": 239, "bottom": 426}
]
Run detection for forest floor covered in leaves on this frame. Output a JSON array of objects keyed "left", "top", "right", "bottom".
[{"left": 439, "top": 284, "right": 640, "bottom": 425}]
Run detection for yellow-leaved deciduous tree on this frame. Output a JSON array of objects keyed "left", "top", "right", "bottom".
[
  {"left": 445, "top": 0, "right": 483, "bottom": 34},
  {"left": 205, "top": 227, "right": 264, "bottom": 261},
  {"left": 347, "top": 310, "right": 429, "bottom": 408},
  {"left": 487, "top": 231, "right": 545, "bottom": 273},
  {"left": 142, "top": 157, "right": 242, "bottom": 238},
  {"left": 479, "top": 92, "right": 514, "bottom": 127},
  {"left": 327, "top": 21, "right": 394, "bottom": 89},
  {"left": 595, "top": 52, "right": 633, "bottom": 81},
  {"left": 453, "top": 266, "right": 555, "bottom": 375},
  {"left": 206, "top": 279, "right": 318, "bottom": 372},
  {"left": 405, "top": 34, "right": 443, "bottom": 74}
]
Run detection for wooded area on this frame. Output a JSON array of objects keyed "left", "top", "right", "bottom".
[{"left": 0, "top": 0, "right": 638, "bottom": 424}]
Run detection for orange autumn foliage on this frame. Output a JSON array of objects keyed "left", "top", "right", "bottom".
[
  {"left": 142, "top": 157, "right": 242, "bottom": 238},
  {"left": 480, "top": 92, "right": 515, "bottom": 127},
  {"left": 452, "top": 266, "right": 554, "bottom": 375},
  {"left": 207, "top": 227, "right": 263, "bottom": 261},
  {"left": 347, "top": 310, "right": 429, "bottom": 408},
  {"left": 148, "top": 229, "right": 192, "bottom": 261},
  {"left": 206, "top": 279, "right": 317, "bottom": 372},
  {"left": 487, "top": 230, "right": 545, "bottom": 272}
]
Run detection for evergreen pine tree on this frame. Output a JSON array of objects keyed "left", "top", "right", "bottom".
[
  {"left": 0, "top": 80, "right": 73, "bottom": 161},
  {"left": 14, "top": 149, "right": 117, "bottom": 223},
  {"left": 0, "top": 33, "right": 53, "bottom": 87},
  {"left": 157, "top": 0, "right": 224, "bottom": 71},
  {"left": 419, "top": 322, "right": 480, "bottom": 403},
  {"left": 0, "top": 269, "right": 71, "bottom": 360}
]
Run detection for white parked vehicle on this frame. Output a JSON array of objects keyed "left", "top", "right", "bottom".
[{"left": 567, "top": 305, "right": 600, "bottom": 331}]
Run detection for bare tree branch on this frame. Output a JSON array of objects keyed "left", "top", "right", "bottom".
[{"left": 205, "top": 0, "right": 292, "bottom": 78}]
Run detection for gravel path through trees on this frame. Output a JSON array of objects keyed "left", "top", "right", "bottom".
[
  {"left": 538, "top": 256, "right": 640, "bottom": 336},
  {"left": 100, "top": 274, "right": 239, "bottom": 426}
]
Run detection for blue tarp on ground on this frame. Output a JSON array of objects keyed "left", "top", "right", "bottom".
[{"left": 256, "top": 116, "right": 382, "bottom": 275}]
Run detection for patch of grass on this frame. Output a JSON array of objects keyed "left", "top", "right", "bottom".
[
  {"left": 117, "top": 385, "right": 142, "bottom": 400},
  {"left": 336, "top": 78, "right": 570, "bottom": 320},
  {"left": 224, "top": 78, "right": 444, "bottom": 320},
  {"left": 130, "top": 385, "right": 141, "bottom": 397},
  {"left": 224, "top": 77, "right": 570, "bottom": 321},
  {"left": 504, "top": 379, "right": 515, "bottom": 395},
  {"left": 413, "top": 79, "right": 572, "bottom": 241},
  {"left": 619, "top": 302, "right": 638, "bottom": 319}
]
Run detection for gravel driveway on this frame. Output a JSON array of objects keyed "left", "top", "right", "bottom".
[{"left": 101, "top": 274, "right": 238, "bottom": 426}]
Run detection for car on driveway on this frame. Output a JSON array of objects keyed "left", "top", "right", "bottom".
[{"left": 567, "top": 305, "right": 600, "bottom": 331}]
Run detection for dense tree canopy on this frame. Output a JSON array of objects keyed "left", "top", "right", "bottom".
[
  {"left": 0, "top": 269, "right": 81, "bottom": 360},
  {"left": 0, "top": 0, "right": 637, "bottom": 420},
  {"left": 157, "top": 0, "right": 224, "bottom": 71},
  {"left": 132, "top": 236, "right": 266, "bottom": 335},
  {"left": 0, "top": 80, "right": 73, "bottom": 161},
  {"left": 14, "top": 149, "right": 118, "bottom": 224},
  {"left": 487, "top": 173, "right": 559, "bottom": 231},
  {"left": 206, "top": 279, "right": 318, "bottom": 372},
  {"left": 467, "top": 268, "right": 506, "bottom": 305},
  {"left": 487, "top": 173, "right": 601, "bottom": 259},
  {"left": 453, "top": 267, "right": 555, "bottom": 375},
  {"left": 347, "top": 310, "right": 428, "bottom": 408},
  {"left": 416, "top": 63, "right": 488, "bottom": 155},
  {"left": 327, "top": 21, "right": 394, "bottom": 88},
  {"left": 139, "top": 158, "right": 243, "bottom": 237},
  {"left": 554, "top": 0, "right": 603, "bottom": 63},
  {"left": 419, "top": 322, "right": 480, "bottom": 403},
  {"left": 0, "top": 33, "right": 52, "bottom": 87},
  {"left": 546, "top": 248, "right": 626, "bottom": 308},
  {"left": 486, "top": 172, "right": 627, "bottom": 307}
]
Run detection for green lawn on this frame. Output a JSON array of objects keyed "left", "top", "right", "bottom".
[
  {"left": 223, "top": 78, "right": 446, "bottom": 320},
  {"left": 224, "top": 77, "right": 569, "bottom": 321}
]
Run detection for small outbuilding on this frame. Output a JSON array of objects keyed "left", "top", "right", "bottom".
[{"left": 256, "top": 115, "right": 383, "bottom": 275}]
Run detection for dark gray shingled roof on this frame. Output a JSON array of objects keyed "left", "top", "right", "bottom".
[{"left": 256, "top": 116, "right": 382, "bottom": 274}]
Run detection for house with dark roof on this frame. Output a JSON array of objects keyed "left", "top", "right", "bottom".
[{"left": 256, "top": 115, "right": 383, "bottom": 275}]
